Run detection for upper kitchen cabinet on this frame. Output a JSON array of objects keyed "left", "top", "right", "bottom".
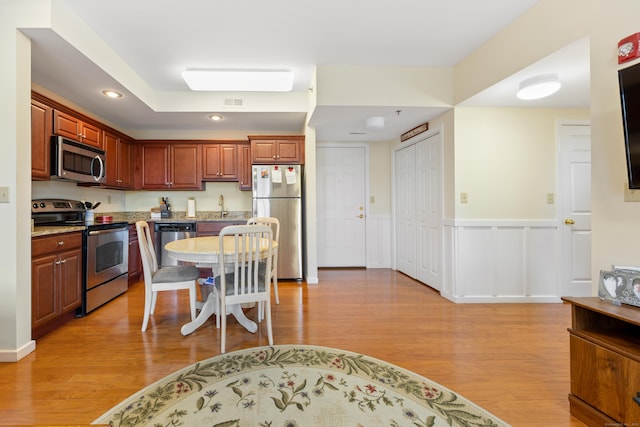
[
  {"left": 202, "top": 142, "right": 239, "bottom": 181},
  {"left": 239, "top": 143, "right": 252, "bottom": 191},
  {"left": 249, "top": 135, "right": 304, "bottom": 164},
  {"left": 53, "top": 110, "right": 103, "bottom": 149},
  {"left": 104, "top": 131, "right": 132, "bottom": 189},
  {"left": 31, "top": 98, "right": 52, "bottom": 180},
  {"left": 136, "top": 142, "right": 202, "bottom": 190}
]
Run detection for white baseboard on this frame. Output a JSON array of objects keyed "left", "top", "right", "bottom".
[{"left": 0, "top": 340, "right": 36, "bottom": 362}]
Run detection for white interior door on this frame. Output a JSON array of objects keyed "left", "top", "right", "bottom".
[
  {"left": 560, "top": 124, "right": 591, "bottom": 296},
  {"left": 317, "top": 146, "right": 367, "bottom": 267},
  {"left": 415, "top": 133, "right": 442, "bottom": 290},
  {"left": 395, "top": 144, "right": 416, "bottom": 277}
]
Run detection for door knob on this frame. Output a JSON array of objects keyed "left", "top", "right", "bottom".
[{"left": 564, "top": 219, "right": 575, "bottom": 225}]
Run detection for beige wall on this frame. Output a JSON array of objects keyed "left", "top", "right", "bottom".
[{"left": 454, "top": 107, "right": 589, "bottom": 219}]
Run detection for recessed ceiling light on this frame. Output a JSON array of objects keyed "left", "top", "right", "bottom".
[
  {"left": 102, "top": 90, "right": 123, "bottom": 98},
  {"left": 182, "top": 69, "right": 294, "bottom": 92},
  {"left": 208, "top": 114, "right": 223, "bottom": 121},
  {"left": 516, "top": 74, "right": 561, "bottom": 100}
]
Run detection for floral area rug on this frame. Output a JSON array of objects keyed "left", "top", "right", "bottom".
[{"left": 94, "top": 345, "right": 510, "bottom": 427}]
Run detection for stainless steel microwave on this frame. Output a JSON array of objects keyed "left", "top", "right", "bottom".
[{"left": 51, "top": 136, "right": 106, "bottom": 184}]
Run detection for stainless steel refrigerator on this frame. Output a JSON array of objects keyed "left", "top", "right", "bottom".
[{"left": 252, "top": 164, "right": 303, "bottom": 280}]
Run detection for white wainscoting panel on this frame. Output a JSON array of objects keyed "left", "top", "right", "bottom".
[
  {"left": 366, "top": 214, "right": 392, "bottom": 269},
  {"left": 441, "top": 219, "right": 560, "bottom": 303}
]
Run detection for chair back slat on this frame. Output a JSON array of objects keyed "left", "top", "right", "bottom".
[{"left": 218, "top": 224, "right": 272, "bottom": 304}]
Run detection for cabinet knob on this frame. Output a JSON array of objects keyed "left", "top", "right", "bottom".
[{"left": 57, "top": 241, "right": 64, "bottom": 246}]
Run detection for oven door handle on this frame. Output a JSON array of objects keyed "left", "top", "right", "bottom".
[{"left": 88, "top": 227, "right": 127, "bottom": 236}]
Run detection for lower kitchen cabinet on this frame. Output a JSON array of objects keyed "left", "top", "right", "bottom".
[
  {"left": 128, "top": 224, "right": 142, "bottom": 284},
  {"left": 562, "top": 297, "right": 640, "bottom": 426},
  {"left": 32, "top": 232, "right": 83, "bottom": 339}
]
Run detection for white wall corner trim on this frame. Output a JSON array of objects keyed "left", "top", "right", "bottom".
[{"left": 0, "top": 340, "right": 36, "bottom": 363}]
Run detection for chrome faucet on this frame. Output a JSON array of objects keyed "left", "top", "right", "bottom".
[{"left": 218, "top": 194, "right": 226, "bottom": 216}]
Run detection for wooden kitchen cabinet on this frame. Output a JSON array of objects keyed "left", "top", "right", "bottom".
[
  {"left": 32, "top": 232, "right": 83, "bottom": 339},
  {"left": 128, "top": 224, "right": 142, "bottom": 284},
  {"left": 239, "top": 143, "right": 252, "bottom": 190},
  {"left": 31, "top": 98, "right": 52, "bottom": 180},
  {"left": 137, "top": 142, "right": 202, "bottom": 190},
  {"left": 53, "top": 110, "right": 103, "bottom": 149},
  {"left": 249, "top": 135, "right": 304, "bottom": 164},
  {"left": 562, "top": 297, "right": 640, "bottom": 426},
  {"left": 202, "top": 143, "right": 239, "bottom": 181},
  {"left": 196, "top": 221, "right": 244, "bottom": 237},
  {"left": 104, "top": 131, "right": 132, "bottom": 189}
]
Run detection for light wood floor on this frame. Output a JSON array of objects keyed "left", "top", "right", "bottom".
[{"left": 0, "top": 268, "right": 586, "bottom": 426}]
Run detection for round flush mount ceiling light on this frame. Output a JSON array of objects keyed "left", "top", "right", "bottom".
[
  {"left": 208, "top": 114, "right": 223, "bottom": 121},
  {"left": 102, "top": 89, "right": 123, "bottom": 98},
  {"left": 516, "top": 74, "right": 561, "bottom": 100},
  {"left": 365, "top": 116, "right": 385, "bottom": 130}
]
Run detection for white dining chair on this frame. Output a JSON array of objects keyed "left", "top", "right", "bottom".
[
  {"left": 247, "top": 216, "right": 280, "bottom": 322},
  {"left": 136, "top": 220, "right": 199, "bottom": 332},
  {"left": 214, "top": 224, "right": 273, "bottom": 353}
]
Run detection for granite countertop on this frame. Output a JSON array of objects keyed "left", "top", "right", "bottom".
[{"left": 32, "top": 211, "right": 252, "bottom": 237}]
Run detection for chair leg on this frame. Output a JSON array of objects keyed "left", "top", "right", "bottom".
[
  {"left": 141, "top": 289, "right": 153, "bottom": 332},
  {"left": 273, "top": 271, "right": 279, "bottom": 305},
  {"left": 220, "top": 304, "right": 227, "bottom": 354},
  {"left": 265, "top": 298, "right": 273, "bottom": 346},
  {"left": 150, "top": 291, "right": 158, "bottom": 314}
]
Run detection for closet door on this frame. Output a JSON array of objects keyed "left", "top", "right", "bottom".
[
  {"left": 395, "top": 144, "right": 416, "bottom": 277},
  {"left": 415, "top": 134, "right": 442, "bottom": 290}
]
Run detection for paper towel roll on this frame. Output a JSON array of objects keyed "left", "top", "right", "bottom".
[{"left": 187, "top": 199, "right": 196, "bottom": 217}]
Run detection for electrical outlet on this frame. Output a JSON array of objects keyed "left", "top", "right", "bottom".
[
  {"left": 460, "top": 192, "right": 468, "bottom": 203},
  {"left": 0, "top": 186, "right": 8, "bottom": 203}
]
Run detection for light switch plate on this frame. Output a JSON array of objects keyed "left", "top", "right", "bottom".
[{"left": 0, "top": 186, "right": 8, "bottom": 203}]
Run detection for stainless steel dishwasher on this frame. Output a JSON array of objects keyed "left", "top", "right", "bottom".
[{"left": 154, "top": 222, "right": 196, "bottom": 266}]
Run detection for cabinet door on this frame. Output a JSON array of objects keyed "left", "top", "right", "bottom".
[
  {"left": 80, "top": 122, "right": 102, "bottom": 149},
  {"left": 118, "top": 139, "right": 132, "bottom": 188},
  {"left": 239, "top": 143, "right": 252, "bottom": 190},
  {"left": 570, "top": 335, "right": 640, "bottom": 424},
  {"left": 140, "top": 144, "right": 171, "bottom": 189},
  {"left": 251, "top": 140, "right": 278, "bottom": 163},
  {"left": 105, "top": 132, "right": 132, "bottom": 188},
  {"left": 104, "top": 132, "right": 120, "bottom": 187},
  {"left": 219, "top": 144, "right": 239, "bottom": 179},
  {"left": 276, "top": 139, "right": 302, "bottom": 163},
  {"left": 53, "top": 110, "right": 82, "bottom": 141},
  {"left": 59, "top": 248, "right": 82, "bottom": 314},
  {"left": 31, "top": 100, "right": 52, "bottom": 180},
  {"left": 202, "top": 144, "right": 222, "bottom": 179},
  {"left": 31, "top": 254, "right": 58, "bottom": 329},
  {"left": 128, "top": 225, "right": 142, "bottom": 284},
  {"left": 171, "top": 144, "right": 201, "bottom": 189}
]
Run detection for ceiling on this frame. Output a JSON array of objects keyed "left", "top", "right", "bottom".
[{"left": 25, "top": 0, "right": 590, "bottom": 143}]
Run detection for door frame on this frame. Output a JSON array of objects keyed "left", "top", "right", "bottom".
[{"left": 316, "top": 142, "right": 370, "bottom": 267}]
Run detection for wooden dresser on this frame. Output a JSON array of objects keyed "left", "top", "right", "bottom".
[{"left": 562, "top": 296, "right": 640, "bottom": 426}]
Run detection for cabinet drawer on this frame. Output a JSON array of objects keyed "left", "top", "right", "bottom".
[
  {"left": 32, "top": 232, "right": 83, "bottom": 257},
  {"left": 570, "top": 335, "right": 640, "bottom": 423}
]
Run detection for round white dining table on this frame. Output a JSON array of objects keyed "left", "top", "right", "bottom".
[{"left": 164, "top": 236, "right": 275, "bottom": 336}]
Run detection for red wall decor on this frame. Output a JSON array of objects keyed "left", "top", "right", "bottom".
[{"left": 618, "top": 33, "right": 640, "bottom": 64}]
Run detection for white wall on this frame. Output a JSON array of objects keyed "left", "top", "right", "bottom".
[{"left": 454, "top": 107, "right": 589, "bottom": 219}]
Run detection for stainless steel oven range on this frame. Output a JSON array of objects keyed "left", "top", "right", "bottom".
[{"left": 32, "top": 199, "right": 129, "bottom": 315}]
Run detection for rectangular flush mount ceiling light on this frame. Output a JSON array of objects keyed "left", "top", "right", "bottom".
[{"left": 182, "top": 69, "right": 294, "bottom": 92}]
